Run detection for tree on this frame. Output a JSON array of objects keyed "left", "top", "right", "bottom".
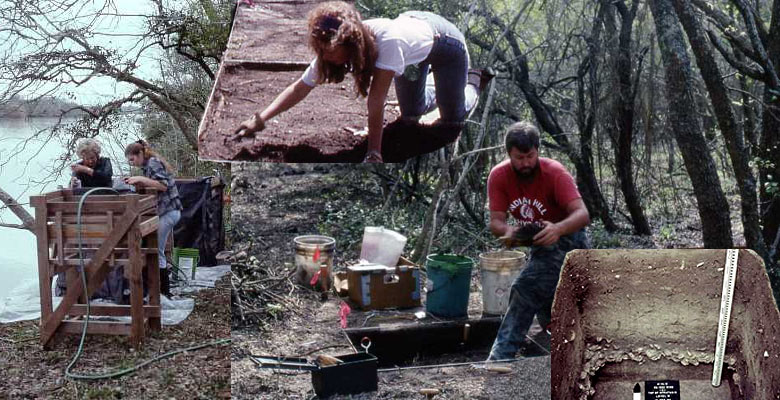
[
  {"left": 468, "top": 2, "right": 620, "bottom": 232},
  {"left": 0, "top": 0, "right": 232, "bottom": 231},
  {"left": 672, "top": 0, "right": 767, "bottom": 257},
  {"left": 603, "top": 0, "right": 652, "bottom": 235},
  {"left": 649, "top": 0, "right": 734, "bottom": 248}
]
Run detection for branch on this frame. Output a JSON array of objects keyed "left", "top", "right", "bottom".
[
  {"left": 706, "top": 29, "right": 768, "bottom": 81},
  {"left": 0, "top": 187, "right": 34, "bottom": 232},
  {"left": 730, "top": 0, "right": 780, "bottom": 88},
  {"left": 691, "top": 0, "right": 763, "bottom": 63}
]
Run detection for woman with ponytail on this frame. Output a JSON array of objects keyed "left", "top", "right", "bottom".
[
  {"left": 234, "top": 1, "right": 492, "bottom": 163},
  {"left": 124, "top": 140, "right": 182, "bottom": 296}
]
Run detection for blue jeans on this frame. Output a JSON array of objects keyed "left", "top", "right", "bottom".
[
  {"left": 488, "top": 230, "right": 589, "bottom": 360},
  {"left": 157, "top": 209, "right": 181, "bottom": 269},
  {"left": 394, "top": 11, "right": 477, "bottom": 122}
]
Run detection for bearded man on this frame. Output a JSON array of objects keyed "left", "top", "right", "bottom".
[{"left": 486, "top": 121, "right": 590, "bottom": 361}]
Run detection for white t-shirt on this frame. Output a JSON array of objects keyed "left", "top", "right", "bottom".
[{"left": 301, "top": 15, "right": 435, "bottom": 87}]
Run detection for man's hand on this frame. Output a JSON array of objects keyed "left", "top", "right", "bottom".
[
  {"left": 499, "top": 225, "right": 520, "bottom": 248},
  {"left": 533, "top": 220, "right": 562, "bottom": 247},
  {"left": 233, "top": 113, "right": 265, "bottom": 138}
]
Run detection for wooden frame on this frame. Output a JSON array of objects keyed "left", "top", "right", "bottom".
[{"left": 30, "top": 189, "right": 162, "bottom": 349}]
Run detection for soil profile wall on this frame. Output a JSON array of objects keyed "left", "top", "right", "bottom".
[{"left": 550, "top": 249, "right": 780, "bottom": 400}]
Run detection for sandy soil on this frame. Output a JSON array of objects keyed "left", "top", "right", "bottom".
[{"left": 0, "top": 275, "right": 231, "bottom": 399}]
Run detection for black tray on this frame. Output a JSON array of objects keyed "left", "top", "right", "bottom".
[{"left": 311, "top": 352, "right": 378, "bottom": 398}]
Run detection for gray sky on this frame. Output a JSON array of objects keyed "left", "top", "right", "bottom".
[{"left": 1, "top": 0, "right": 166, "bottom": 106}]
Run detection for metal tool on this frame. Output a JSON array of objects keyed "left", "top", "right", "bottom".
[
  {"left": 712, "top": 249, "right": 739, "bottom": 386},
  {"left": 360, "top": 337, "right": 372, "bottom": 353},
  {"left": 249, "top": 355, "right": 318, "bottom": 371}
]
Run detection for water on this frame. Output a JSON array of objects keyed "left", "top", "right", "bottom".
[
  {"left": 0, "top": 1, "right": 172, "bottom": 321},
  {"left": 0, "top": 117, "right": 139, "bottom": 319}
]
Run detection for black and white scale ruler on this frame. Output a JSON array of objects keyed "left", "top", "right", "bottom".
[{"left": 712, "top": 249, "right": 739, "bottom": 387}]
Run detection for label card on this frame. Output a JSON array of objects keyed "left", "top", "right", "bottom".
[{"left": 644, "top": 380, "right": 680, "bottom": 400}]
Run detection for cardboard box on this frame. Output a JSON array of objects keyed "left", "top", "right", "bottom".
[{"left": 346, "top": 258, "right": 421, "bottom": 310}]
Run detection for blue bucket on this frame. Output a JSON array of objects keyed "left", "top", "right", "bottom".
[{"left": 425, "top": 254, "right": 474, "bottom": 318}]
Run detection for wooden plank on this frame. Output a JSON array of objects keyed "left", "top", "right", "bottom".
[
  {"left": 128, "top": 210, "right": 145, "bottom": 347},
  {"left": 107, "top": 211, "right": 115, "bottom": 265},
  {"left": 44, "top": 190, "right": 66, "bottom": 201},
  {"left": 41, "top": 201, "right": 139, "bottom": 347},
  {"left": 139, "top": 216, "right": 158, "bottom": 237},
  {"left": 33, "top": 199, "right": 53, "bottom": 346},
  {"left": 53, "top": 215, "right": 113, "bottom": 224},
  {"left": 49, "top": 223, "right": 111, "bottom": 241},
  {"left": 147, "top": 233, "right": 161, "bottom": 332},
  {"left": 55, "top": 212, "right": 64, "bottom": 265},
  {"left": 53, "top": 261, "right": 131, "bottom": 273},
  {"left": 63, "top": 237, "right": 125, "bottom": 246},
  {"left": 59, "top": 320, "right": 132, "bottom": 336},
  {"left": 138, "top": 196, "right": 156, "bottom": 213},
  {"left": 46, "top": 201, "right": 128, "bottom": 214},
  {"left": 60, "top": 247, "right": 157, "bottom": 255},
  {"left": 70, "top": 304, "right": 161, "bottom": 318},
  {"left": 65, "top": 268, "right": 85, "bottom": 305},
  {"left": 30, "top": 195, "right": 46, "bottom": 208}
]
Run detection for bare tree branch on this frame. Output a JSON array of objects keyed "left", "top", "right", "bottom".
[{"left": 0, "top": 187, "right": 34, "bottom": 232}]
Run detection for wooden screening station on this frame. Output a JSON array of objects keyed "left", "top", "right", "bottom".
[{"left": 30, "top": 189, "right": 162, "bottom": 349}]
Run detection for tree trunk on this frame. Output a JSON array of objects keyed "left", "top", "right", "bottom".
[
  {"left": 606, "top": 0, "right": 652, "bottom": 235},
  {"left": 672, "top": 0, "right": 766, "bottom": 256},
  {"left": 760, "top": 0, "right": 780, "bottom": 262},
  {"left": 645, "top": 34, "right": 657, "bottom": 171},
  {"left": 649, "top": 0, "right": 733, "bottom": 248},
  {"left": 515, "top": 54, "right": 619, "bottom": 232}
]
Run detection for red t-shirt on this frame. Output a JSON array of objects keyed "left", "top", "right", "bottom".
[{"left": 487, "top": 157, "right": 581, "bottom": 224}]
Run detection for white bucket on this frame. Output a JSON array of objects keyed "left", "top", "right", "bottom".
[
  {"left": 479, "top": 250, "right": 526, "bottom": 315},
  {"left": 359, "top": 227, "right": 407, "bottom": 267}
]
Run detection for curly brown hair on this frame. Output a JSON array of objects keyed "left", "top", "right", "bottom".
[{"left": 307, "top": 1, "right": 377, "bottom": 97}]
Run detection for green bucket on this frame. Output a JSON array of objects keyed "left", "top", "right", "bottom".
[{"left": 425, "top": 254, "right": 474, "bottom": 318}]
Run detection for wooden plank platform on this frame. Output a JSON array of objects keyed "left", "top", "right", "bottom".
[{"left": 31, "top": 189, "right": 163, "bottom": 349}]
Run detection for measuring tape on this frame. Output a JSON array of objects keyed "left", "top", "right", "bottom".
[{"left": 712, "top": 249, "right": 739, "bottom": 387}]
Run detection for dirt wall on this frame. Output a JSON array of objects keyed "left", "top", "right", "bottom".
[{"left": 550, "top": 249, "right": 780, "bottom": 400}]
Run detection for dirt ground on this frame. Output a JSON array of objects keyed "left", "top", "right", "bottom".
[
  {"left": 550, "top": 249, "right": 780, "bottom": 400},
  {"left": 0, "top": 275, "right": 231, "bottom": 399},
  {"left": 198, "top": 1, "right": 463, "bottom": 163},
  {"left": 229, "top": 163, "right": 553, "bottom": 399}
]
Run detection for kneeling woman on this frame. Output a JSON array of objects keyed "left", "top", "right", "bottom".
[
  {"left": 124, "top": 140, "right": 182, "bottom": 295},
  {"left": 235, "top": 1, "right": 489, "bottom": 162}
]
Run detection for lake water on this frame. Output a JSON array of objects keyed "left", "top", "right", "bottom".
[{"left": 0, "top": 117, "right": 139, "bottom": 316}]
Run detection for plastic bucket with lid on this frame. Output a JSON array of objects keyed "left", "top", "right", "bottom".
[
  {"left": 424, "top": 254, "right": 474, "bottom": 318},
  {"left": 294, "top": 235, "right": 336, "bottom": 291},
  {"left": 359, "top": 227, "right": 407, "bottom": 267},
  {"left": 478, "top": 250, "right": 526, "bottom": 315}
]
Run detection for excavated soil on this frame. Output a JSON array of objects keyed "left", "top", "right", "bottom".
[
  {"left": 550, "top": 249, "right": 780, "bottom": 400},
  {"left": 198, "top": 1, "right": 462, "bottom": 163}
]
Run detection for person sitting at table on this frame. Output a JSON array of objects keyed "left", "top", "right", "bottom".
[{"left": 70, "top": 138, "right": 113, "bottom": 188}]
